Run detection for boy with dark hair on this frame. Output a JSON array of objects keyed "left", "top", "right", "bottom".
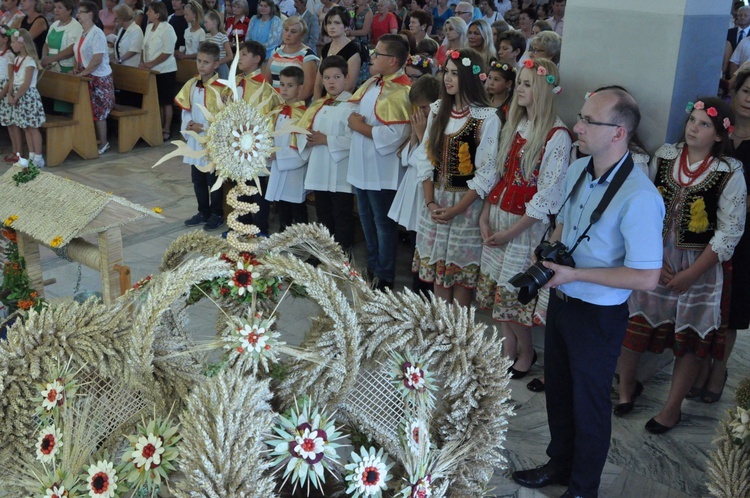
[
  {"left": 297, "top": 55, "right": 357, "bottom": 252},
  {"left": 265, "top": 65, "right": 309, "bottom": 231},
  {"left": 175, "top": 41, "right": 227, "bottom": 231},
  {"left": 497, "top": 29, "right": 526, "bottom": 65},
  {"left": 348, "top": 34, "right": 411, "bottom": 289}
]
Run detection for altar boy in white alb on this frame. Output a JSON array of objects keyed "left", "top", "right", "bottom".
[
  {"left": 265, "top": 65, "right": 308, "bottom": 231},
  {"left": 297, "top": 55, "right": 357, "bottom": 253},
  {"left": 347, "top": 34, "right": 412, "bottom": 289}
]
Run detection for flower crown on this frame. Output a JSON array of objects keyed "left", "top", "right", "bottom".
[
  {"left": 407, "top": 54, "right": 433, "bottom": 70},
  {"left": 686, "top": 101, "right": 733, "bottom": 132},
  {"left": 446, "top": 50, "right": 487, "bottom": 81},
  {"left": 522, "top": 59, "right": 561, "bottom": 94},
  {"left": 3, "top": 28, "right": 17, "bottom": 38},
  {"left": 489, "top": 61, "right": 516, "bottom": 73}
]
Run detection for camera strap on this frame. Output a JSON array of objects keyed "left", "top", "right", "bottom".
[{"left": 565, "top": 153, "right": 634, "bottom": 255}]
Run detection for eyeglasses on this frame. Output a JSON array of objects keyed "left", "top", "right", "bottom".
[
  {"left": 577, "top": 113, "right": 620, "bottom": 128},
  {"left": 455, "top": 10, "right": 471, "bottom": 14},
  {"left": 370, "top": 50, "right": 397, "bottom": 58},
  {"left": 529, "top": 47, "right": 546, "bottom": 53}
]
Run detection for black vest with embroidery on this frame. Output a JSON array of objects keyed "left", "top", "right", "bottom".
[
  {"left": 654, "top": 156, "right": 731, "bottom": 249},
  {"left": 431, "top": 117, "right": 481, "bottom": 191}
]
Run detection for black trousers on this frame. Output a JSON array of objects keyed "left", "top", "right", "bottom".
[
  {"left": 278, "top": 200, "right": 308, "bottom": 232},
  {"left": 191, "top": 165, "right": 223, "bottom": 218},
  {"left": 237, "top": 177, "right": 270, "bottom": 235},
  {"left": 314, "top": 191, "right": 355, "bottom": 252},
  {"left": 544, "top": 290, "right": 628, "bottom": 498}
]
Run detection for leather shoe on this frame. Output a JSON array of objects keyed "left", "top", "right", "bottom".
[
  {"left": 613, "top": 380, "right": 644, "bottom": 417},
  {"left": 559, "top": 491, "right": 586, "bottom": 498},
  {"left": 645, "top": 413, "right": 681, "bottom": 434},
  {"left": 509, "top": 350, "right": 537, "bottom": 380},
  {"left": 512, "top": 463, "right": 570, "bottom": 488},
  {"left": 527, "top": 377, "right": 545, "bottom": 392}
]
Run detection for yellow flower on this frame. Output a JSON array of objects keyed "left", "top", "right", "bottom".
[
  {"left": 688, "top": 197, "right": 709, "bottom": 233},
  {"left": 153, "top": 207, "right": 163, "bottom": 214},
  {"left": 4, "top": 214, "right": 18, "bottom": 226},
  {"left": 457, "top": 142, "right": 472, "bottom": 175},
  {"left": 50, "top": 236, "right": 63, "bottom": 248}
]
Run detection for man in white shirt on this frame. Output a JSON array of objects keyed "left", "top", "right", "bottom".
[{"left": 546, "top": 0, "right": 564, "bottom": 36}]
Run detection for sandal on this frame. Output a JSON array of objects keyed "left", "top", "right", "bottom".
[
  {"left": 162, "top": 131, "right": 171, "bottom": 141},
  {"left": 4, "top": 154, "right": 18, "bottom": 163}
]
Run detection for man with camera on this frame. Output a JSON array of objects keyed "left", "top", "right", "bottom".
[{"left": 511, "top": 89, "right": 665, "bottom": 498}]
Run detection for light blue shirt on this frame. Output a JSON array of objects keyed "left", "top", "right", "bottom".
[{"left": 557, "top": 153, "right": 665, "bottom": 305}]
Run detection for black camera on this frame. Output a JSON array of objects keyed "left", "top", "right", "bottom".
[{"left": 508, "top": 241, "right": 576, "bottom": 304}]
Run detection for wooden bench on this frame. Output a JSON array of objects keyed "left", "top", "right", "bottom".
[
  {"left": 176, "top": 58, "right": 197, "bottom": 84},
  {"left": 109, "top": 64, "right": 164, "bottom": 153},
  {"left": 36, "top": 71, "right": 98, "bottom": 166}
]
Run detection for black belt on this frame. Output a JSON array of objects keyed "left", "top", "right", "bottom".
[{"left": 555, "top": 288, "right": 584, "bottom": 304}]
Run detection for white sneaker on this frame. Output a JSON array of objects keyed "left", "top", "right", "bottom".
[
  {"left": 98, "top": 142, "right": 110, "bottom": 155},
  {"left": 35, "top": 155, "right": 45, "bottom": 168}
]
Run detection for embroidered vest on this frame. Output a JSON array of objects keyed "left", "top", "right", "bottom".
[
  {"left": 431, "top": 117, "right": 481, "bottom": 191},
  {"left": 488, "top": 126, "right": 570, "bottom": 215},
  {"left": 654, "top": 156, "right": 731, "bottom": 249}
]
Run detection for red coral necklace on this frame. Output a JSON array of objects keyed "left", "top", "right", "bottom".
[{"left": 678, "top": 145, "right": 713, "bottom": 186}]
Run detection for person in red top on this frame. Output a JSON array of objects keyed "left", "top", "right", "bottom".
[
  {"left": 370, "top": 0, "right": 398, "bottom": 44},
  {"left": 225, "top": 0, "right": 249, "bottom": 51}
]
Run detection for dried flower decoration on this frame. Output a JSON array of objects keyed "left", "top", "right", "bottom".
[
  {"left": 552, "top": 86, "right": 562, "bottom": 95},
  {"left": 267, "top": 399, "right": 345, "bottom": 494},
  {"left": 707, "top": 107, "right": 718, "bottom": 117},
  {"left": 4, "top": 214, "right": 18, "bottom": 226},
  {"left": 522, "top": 59, "right": 534, "bottom": 68},
  {"left": 461, "top": 57, "right": 471, "bottom": 67},
  {"left": 694, "top": 101, "right": 705, "bottom": 110},
  {"left": 36, "top": 424, "right": 63, "bottom": 463},
  {"left": 37, "top": 358, "right": 80, "bottom": 421},
  {"left": 121, "top": 415, "right": 181, "bottom": 493},
  {"left": 479, "top": 73, "right": 487, "bottom": 81},
  {"left": 50, "top": 236, "right": 63, "bottom": 248},
  {"left": 448, "top": 50, "right": 460, "bottom": 59},
  {"left": 729, "top": 406, "right": 750, "bottom": 441},
  {"left": 83, "top": 459, "right": 119, "bottom": 498},
  {"left": 536, "top": 66, "right": 547, "bottom": 76},
  {"left": 489, "top": 61, "right": 515, "bottom": 73},
  {"left": 390, "top": 351, "right": 437, "bottom": 413},
  {"left": 344, "top": 446, "right": 393, "bottom": 497}
]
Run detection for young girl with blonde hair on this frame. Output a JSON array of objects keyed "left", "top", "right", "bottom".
[
  {"left": 8, "top": 29, "right": 45, "bottom": 166},
  {"left": 477, "top": 57, "right": 572, "bottom": 378}
]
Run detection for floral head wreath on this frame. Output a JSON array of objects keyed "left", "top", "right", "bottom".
[
  {"left": 522, "top": 58, "right": 561, "bottom": 94},
  {"left": 3, "top": 28, "right": 17, "bottom": 38},
  {"left": 445, "top": 50, "right": 487, "bottom": 81},
  {"left": 407, "top": 54, "right": 433, "bottom": 70},
  {"left": 686, "top": 101, "right": 733, "bottom": 132},
  {"left": 489, "top": 61, "right": 516, "bottom": 74}
]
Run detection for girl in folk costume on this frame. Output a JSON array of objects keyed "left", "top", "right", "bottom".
[
  {"left": 476, "top": 57, "right": 572, "bottom": 379},
  {"left": 8, "top": 29, "right": 45, "bottom": 166},
  {"left": 412, "top": 48, "right": 501, "bottom": 307},
  {"left": 616, "top": 98, "right": 747, "bottom": 434},
  {"left": 485, "top": 60, "right": 515, "bottom": 125}
]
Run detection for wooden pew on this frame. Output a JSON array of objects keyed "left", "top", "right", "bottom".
[
  {"left": 176, "top": 58, "right": 196, "bottom": 84},
  {"left": 36, "top": 71, "right": 98, "bottom": 166},
  {"left": 109, "top": 64, "right": 164, "bottom": 153}
]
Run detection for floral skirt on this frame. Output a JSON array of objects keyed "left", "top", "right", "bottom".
[
  {"left": 475, "top": 202, "right": 549, "bottom": 325},
  {"left": 88, "top": 74, "right": 115, "bottom": 121},
  {"left": 0, "top": 78, "right": 11, "bottom": 126},
  {"left": 9, "top": 85, "right": 45, "bottom": 128},
  {"left": 412, "top": 187, "right": 483, "bottom": 289}
]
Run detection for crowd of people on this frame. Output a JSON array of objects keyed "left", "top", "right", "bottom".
[{"left": 1, "top": 0, "right": 748, "bottom": 497}]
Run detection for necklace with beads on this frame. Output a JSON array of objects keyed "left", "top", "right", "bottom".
[
  {"left": 678, "top": 145, "right": 713, "bottom": 186},
  {"left": 450, "top": 106, "right": 469, "bottom": 119}
]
